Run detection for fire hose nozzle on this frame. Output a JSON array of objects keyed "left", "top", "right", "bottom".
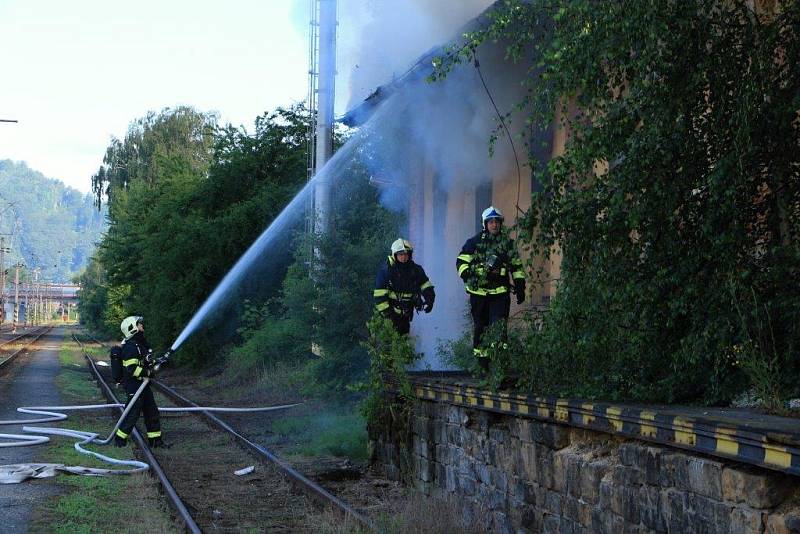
[{"left": 153, "top": 349, "right": 174, "bottom": 371}]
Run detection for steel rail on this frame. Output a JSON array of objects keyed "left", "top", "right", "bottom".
[
  {"left": 76, "top": 331, "right": 377, "bottom": 532},
  {"left": 150, "top": 378, "right": 377, "bottom": 532},
  {"left": 0, "top": 326, "right": 51, "bottom": 372},
  {"left": 73, "top": 334, "right": 201, "bottom": 534}
]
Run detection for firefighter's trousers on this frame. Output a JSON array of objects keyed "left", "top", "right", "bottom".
[
  {"left": 470, "top": 293, "right": 510, "bottom": 355},
  {"left": 116, "top": 379, "right": 161, "bottom": 440},
  {"left": 389, "top": 310, "right": 412, "bottom": 335}
]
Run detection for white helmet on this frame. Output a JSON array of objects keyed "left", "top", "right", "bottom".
[
  {"left": 481, "top": 206, "right": 504, "bottom": 227},
  {"left": 390, "top": 238, "right": 413, "bottom": 257},
  {"left": 120, "top": 316, "right": 143, "bottom": 340}
]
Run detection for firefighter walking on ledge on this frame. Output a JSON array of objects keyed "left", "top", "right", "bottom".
[
  {"left": 374, "top": 238, "right": 435, "bottom": 335},
  {"left": 114, "top": 315, "right": 168, "bottom": 448},
  {"left": 457, "top": 206, "right": 526, "bottom": 373}
]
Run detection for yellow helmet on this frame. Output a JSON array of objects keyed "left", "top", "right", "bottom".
[
  {"left": 390, "top": 238, "right": 413, "bottom": 257},
  {"left": 120, "top": 316, "right": 143, "bottom": 340}
]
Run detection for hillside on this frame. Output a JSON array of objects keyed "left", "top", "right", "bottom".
[{"left": 0, "top": 159, "right": 106, "bottom": 282}]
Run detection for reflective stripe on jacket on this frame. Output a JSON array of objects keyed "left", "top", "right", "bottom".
[
  {"left": 374, "top": 256, "right": 434, "bottom": 316},
  {"left": 457, "top": 231, "right": 524, "bottom": 296}
]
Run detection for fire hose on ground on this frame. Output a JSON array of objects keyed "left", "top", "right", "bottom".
[{"left": 0, "top": 352, "right": 300, "bottom": 484}]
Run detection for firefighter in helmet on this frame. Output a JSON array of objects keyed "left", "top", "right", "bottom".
[
  {"left": 374, "top": 238, "right": 435, "bottom": 335},
  {"left": 456, "top": 206, "right": 526, "bottom": 373},
  {"left": 114, "top": 315, "right": 168, "bottom": 448}
]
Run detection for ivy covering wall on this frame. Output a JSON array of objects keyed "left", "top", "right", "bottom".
[{"left": 438, "top": 0, "right": 800, "bottom": 406}]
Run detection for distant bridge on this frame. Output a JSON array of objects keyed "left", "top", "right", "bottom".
[{"left": 12, "top": 283, "right": 80, "bottom": 302}]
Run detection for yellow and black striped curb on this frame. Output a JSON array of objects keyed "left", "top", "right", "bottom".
[{"left": 407, "top": 378, "right": 800, "bottom": 477}]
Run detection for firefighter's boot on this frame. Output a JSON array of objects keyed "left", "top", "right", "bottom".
[
  {"left": 148, "top": 437, "right": 171, "bottom": 449},
  {"left": 114, "top": 435, "right": 127, "bottom": 448}
]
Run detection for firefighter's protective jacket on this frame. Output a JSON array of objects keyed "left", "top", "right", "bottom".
[
  {"left": 457, "top": 230, "right": 525, "bottom": 296},
  {"left": 120, "top": 332, "right": 153, "bottom": 382},
  {"left": 374, "top": 256, "right": 435, "bottom": 319}
]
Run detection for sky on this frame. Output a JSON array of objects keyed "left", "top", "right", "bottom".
[{"left": 0, "top": 0, "right": 491, "bottom": 194}]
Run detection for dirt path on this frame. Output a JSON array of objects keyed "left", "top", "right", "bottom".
[{"left": 0, "top": 327, "right": 65, "bottom": 533}]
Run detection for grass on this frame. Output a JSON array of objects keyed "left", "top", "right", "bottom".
[
  {"left": 29, "top": 330, "right": 178, "bottom": 533},
  {"left": 267, "top": 410, "right": 369, "bottom": 462}
]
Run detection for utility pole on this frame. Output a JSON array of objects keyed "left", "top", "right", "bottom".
[
  {"left": 312, "top": 0, "right": 337, "bottom": 238},
  {"left": 0, "top": 237, "right": 8, "bottom": 325},
  {"left": 12, "top": 262, "right": 20, "bottom": 333},
  {"left": 32, "top": 268, "right": 40, "bottom": 326}
]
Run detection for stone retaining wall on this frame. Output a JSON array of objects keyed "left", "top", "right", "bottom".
[{"left": 369, "top": 400, "right": 800, "bottom": 533}]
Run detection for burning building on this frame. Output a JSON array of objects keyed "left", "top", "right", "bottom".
[{"left": 340, "top": 3, "right": 566, "bottom": 364}]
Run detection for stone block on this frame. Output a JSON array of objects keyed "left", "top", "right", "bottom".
[
  {"left": 446, "top": 405, "right": 466, "bottom": 425},
  {"left": 765, "top": 512, "right": 800, "bottom": 534},
  {"left": 620, "top": 484, "right": 641, "bottom": 524},
  {"left": 435, "top": 461, "right": 446, "bottom": 484},
  {"left": 619, "top": 442, "right": 644, "bottom": 467},
  {"left": 729, "top": 506, "right": 764, "bottom": 534},
  {"left": 532, "top": 422, "right": 571, "bottom": 450},
  {"left": 476, "top": 462, "right": 491, "bottom": 486},
  {"left": 445, "top": 424, "right": 461, "bottom": 447},
  {"left": 498, "top": 439, "right": 518, "bottom": 475},
  {"left": 591, "top": 509, "right": 625, "bottom": 534},
  {"left": 538, "top": 450, "right": 556, "bottom": 490},
  {"left": 518, "top": 504, "right": 540, "bottom": 531},
  {"left": 416, "top": 455, "right": 432, "bottom": 482},
  {"left": 512, "top": 418, "right": 531, "bottom": 441},
  {"left": 613, "top": 465, "right": 644, "bottom": 487},
  {"left": 685, "top": 456, "right": 723, "bottom": 500},
  {"left": 413, "top": 435, "right": 431, "bottom": 459},
  {"left": 638, "top": 485, "right": 667, "bottom": 532},
  {"left": 552, "top": 450, "right": 569, "bottom": 493},
  {"left": 558, "top": 517, "right": 578, "bottom": 534},
  {"left": 432, "top": 420, "right": 446, "bottom": 444},
  {"left": 513, "top": 479, "right": 539, "bottom": 506},
  {"left": 541, "top": 513, "right": 561, "bottom": 534},
  {"left": 580, "top": 459, "right": 611, "bottom": 504},
  {"left": 445, "top": 465, "right": 457, "bottom": 492},
  {"left": 493, "top": 511, "right": 514, "bottom": 534},
  {"left": 565, "top": 455, "right": 583, "bottom": 498},
  {"left": 599, "top": 480, "right": 623, "bottom": 517},
  {"left": 563, "top": 496, "right": 591, "bottom": 525},
  {"left": 489, "top": 488, "right": 508, "bottom": 511},
  {"left": 490, "top": 466, "right": 509, "bottom": 493},
  {"left": 520, "top": 441, "right": 538, "bottom": 482},
  {"left": 722, "top": 466, "right": 794, "bottom": 509},
  {"left": 458, "top": 475, "right": 477, "bottom": 496},
  {"left": 490, "top": 426, "right": 510, "bottom": 444},
  {"left": 458, "top": 453, "right": 475, "bottom": 480},
  {"left": 434, "top": 444, "right": 450, "bottom": 465},
  {"left": 544, "top": 490, "right": 563, "bottom": 516},
  {"left": 663, "top": 489, "right": 690, "bottom": 533}
]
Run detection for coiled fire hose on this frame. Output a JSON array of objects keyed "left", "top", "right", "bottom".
[{"left": 0, "top": 369, "right": 299, "bottom": 484}]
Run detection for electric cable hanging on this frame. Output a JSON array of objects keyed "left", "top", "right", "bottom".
[{"left": 473, "top": 52, "right": 525, "bottom": 218}]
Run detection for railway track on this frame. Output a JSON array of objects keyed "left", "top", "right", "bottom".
[
  {"left": 0, "top": 326, "right": 52, "bottom": 373},
  {"left": 73, "top": 332, "right": 375, "bottom": 532}
]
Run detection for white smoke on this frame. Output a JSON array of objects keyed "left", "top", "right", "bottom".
[
  {"left": 338, "top": 2, "right": 538, "bottom": 368},
  {"left": 338, "top": 0, "right": 495, "bottom": 111}
]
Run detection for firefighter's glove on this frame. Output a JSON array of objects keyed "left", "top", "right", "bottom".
[
  {"left": 514, "top": 279, "right": 526, "bottom": 305},
  {"left": 424, "top": 299, "right": 434, "bottom": 313}
]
